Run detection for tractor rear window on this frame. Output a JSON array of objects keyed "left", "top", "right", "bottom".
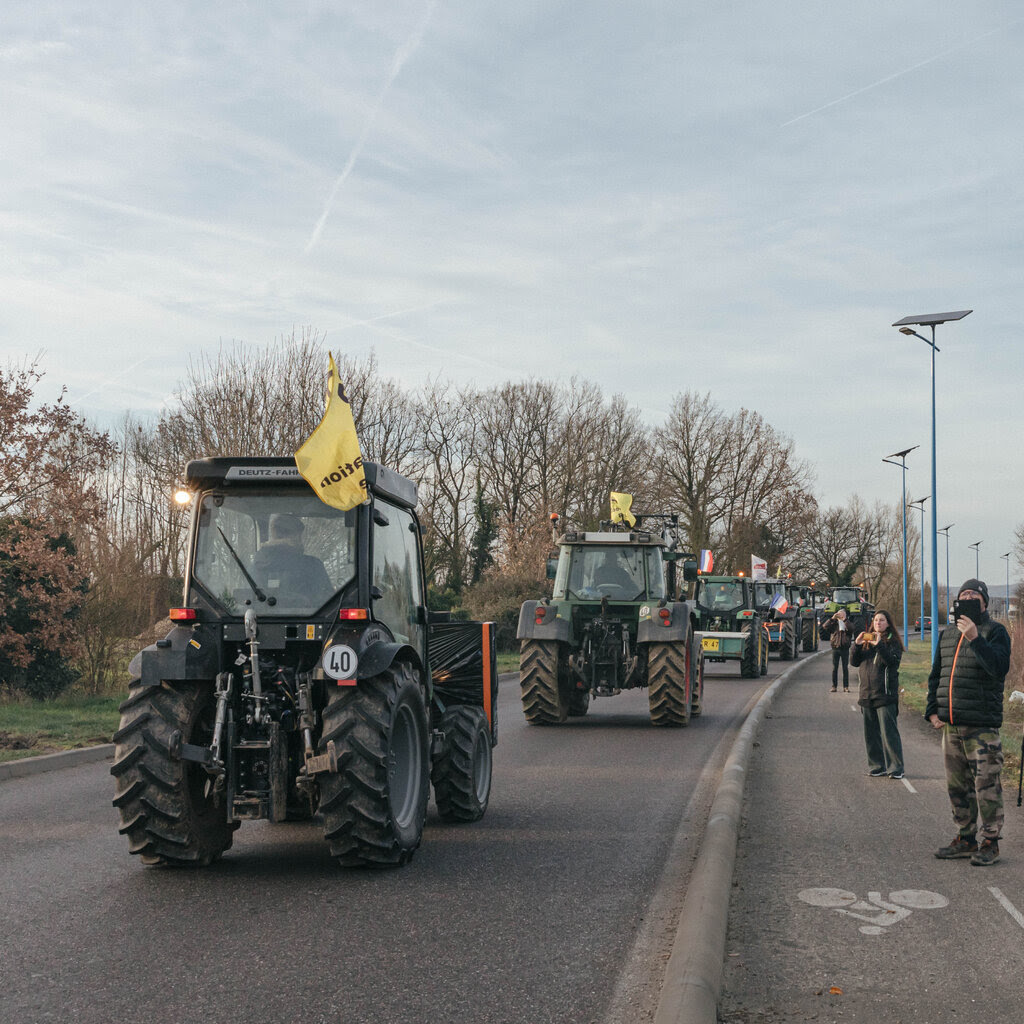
[
  {"left": 754, "top": 582, "right": 783, "bottom": 609},
  {"left": 191, "top": 492, "right": 357, "bottom": 615},
  {"left": 553, "top": 545, "right": 665, "bottom": 601},
  {"left": 832, "top": 588, "right": 860, "bottom": 603},
  {"left": 696, "top": 581, "right": 745, "bottom": 613}
]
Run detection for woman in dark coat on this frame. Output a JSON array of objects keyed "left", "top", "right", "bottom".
[{"left": 850, "top": 610, "right": 905, "bottom": 779}]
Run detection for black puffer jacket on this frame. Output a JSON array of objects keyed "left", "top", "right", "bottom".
[
  {"left": 924, "top": 614, "right": 1011, "bottom": 728},
  {"left": 850, "top": 633, "right": 902, "bottom": 709}
]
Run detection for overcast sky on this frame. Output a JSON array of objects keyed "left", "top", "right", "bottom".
[{"left": 3, "top": 1, "right": 1022, "bottom": 590}]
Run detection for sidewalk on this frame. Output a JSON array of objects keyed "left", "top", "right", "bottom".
[{"left": 719, "top": 655, "right": 1024, "bottom": 1023}]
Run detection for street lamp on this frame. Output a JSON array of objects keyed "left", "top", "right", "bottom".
[
  {"left": 909, "top": 495, "right": 929, "bottom": 641},
  {"left": 1001, "top": 551, "right": 1010, "bottom": 621},
  {"left": 884, "top": 446, "right": 919, "bottom": 647},
  {"left": 969, "top": 540, "right": 981, "bottom": 578},
  {"left": 938, "top": 524, "right": 954, "bottom": 624},
  {"left": 894, "top": 308, "right": 973, "bottom": 660}
]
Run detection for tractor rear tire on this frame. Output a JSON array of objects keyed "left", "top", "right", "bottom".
[
  {"left": 690, "top": 650, "right": 705, "bottom": 717},
  {"left": 761, "top": 627, "right": 769, "bottom": 675},
  {"left": 318, "top": 660, "right": 430, "bottom": 867},
  {"left": 567, "top": 689, "right": 591, "bottom": 716},
  {"left": 802, "top": 618, "right": 817, "bottom": 652},
  {"left": 740, "top": 625, "right": 758, "bottom": 678},
  {"left": 648, "top": 639, "right": 692, "bottom": 726},
  {"left": 111, "top": 679, "right": 236, "bottom": 867},
  {"left": 780, "top": 621, "right": 795, "bottom": 660},
  {"left": 520, "top": 640, "right": 568, "bottom": 724},
  {"left": 432, "top": 706, "right": 492, "bottom": 823}
]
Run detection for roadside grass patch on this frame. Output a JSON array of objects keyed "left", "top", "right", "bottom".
[{"left": 0, "top": 694, "right": 121, "bottom": 764}]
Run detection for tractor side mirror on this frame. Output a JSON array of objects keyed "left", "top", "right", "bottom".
[
  {"left": 681, "top": 559, "right": 699, "bottom": 582},
  {"left": 546, "top": 558, "right": 558, "bottom": 580}
]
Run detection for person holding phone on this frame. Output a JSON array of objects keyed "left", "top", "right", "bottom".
[
  {"left": 850, "top": 610, "right": 905, "bottom": 778},
  {"left": 926, "top": 579, "right": 1011, "bottom": 866},
  {"left": 820, "top": 608, "right": 853, "bottom": 692}
]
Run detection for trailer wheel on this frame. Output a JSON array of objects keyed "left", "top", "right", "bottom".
[
  {"left": 318, "top": 660, "right": 430, "bottom": 867},
  {"left": 648, "top": 638, "right": 692, "bottom": 726},
  {"left": 111, "top": 678, "right": 236, "bottom": 867},
  {"left": 740, "top": 625, "right": 759, "bottom": 678},
  {"left": 431, "top": 706, "right": 492, "bottom": 823},
  {"left": 520, "top": 639, "right": 568, "bottom": 724}
]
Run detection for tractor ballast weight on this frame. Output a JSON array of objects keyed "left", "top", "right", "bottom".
[
  {"left": 111, "top": 457, "right": 497, "bottom": 870},
  {"left": 517, "top": 513, "right": 704, "bottom": 726}
]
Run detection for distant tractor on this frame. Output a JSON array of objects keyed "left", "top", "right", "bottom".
[
  {"left": 821, "top": 585, "right": 875, "bottom": 633},
  {"left": 792, "top": 583, "right": 820, "bottom": 652},
  {"left": 754, "top": 578, "right": 801, "bottom": 660},
  {"left": 692, "top": 575, "right": 768, "bottom": 678},
  {"left": 517, "top": 514, "right": 703, "bottom": 726}
]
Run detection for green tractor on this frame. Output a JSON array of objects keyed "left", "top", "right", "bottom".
[
  {"left": 793, "top": 582, "right": 821, "bottom": 652},
  {"left": 691, "top": 574, "right": 769, "bottom": 678},
  {"left": 754, "top": 578, "right": 801, "bottom": 660},
  {"left": 821, "top": 585, "right": 875, "bottom": 633},
  {"left": 516, "top": 515, "right": 703, "bottom": 727}
]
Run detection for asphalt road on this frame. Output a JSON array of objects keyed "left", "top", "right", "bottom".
[{"left": 0, "top": 660, "right": 786, "bottom": 1024}]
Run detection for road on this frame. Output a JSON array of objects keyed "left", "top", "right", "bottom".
[{"left": 0, "top": 660, "right": 790, "bottom": 1024}]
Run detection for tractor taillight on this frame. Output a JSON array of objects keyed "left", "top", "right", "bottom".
[
  {"left": 169, "top": 607, "right": 197, "bottom": 621},
  {"left": 659, "top": 608, "right": 671, "bottom": 626},
  {"left": 339, "top": 608, "right": 369, "bottom": 621}
]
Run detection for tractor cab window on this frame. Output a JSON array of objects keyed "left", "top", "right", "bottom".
[
  {"left": 754, "top": 582, "right": 782, "bottom": 610},
  {"left": 191, "top": 492, "right": 357, "bottom": 615},
  {"left": 554, "top": 544, "right": 665, "bottom": 601},
  {"left": 831, "top": 587, "right": 860, "bottom": 604},
  {"left": 696, "top": 580, "right": 745, "bottom": 612},
  {"left": 372, "top": 499, "right": 425, "bottom": 656}
]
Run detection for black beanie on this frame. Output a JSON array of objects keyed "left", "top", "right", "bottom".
[{"left": 958, "top": 578, "right": 989, "bottom": 607}]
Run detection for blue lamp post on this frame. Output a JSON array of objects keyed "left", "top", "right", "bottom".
[
  {"left": 884, "top": 446, "right": 919, "bottom": 647},
  {"left": 894, "top": 309, "right": 973, "bottom": 660},
  {"left": 938, "top": 524, "right": 954, "bottom": 624},
  {"left": 1001, "top": 551, "right": 1011, "bottom": 621},
  {"left": 909, "top": 496, "right": 929, "bottom": 639},
  {"left": 970, "top": 540, "right": 981, "bottom": 578}
]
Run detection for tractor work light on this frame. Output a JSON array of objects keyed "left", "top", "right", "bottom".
[{"left": 173, "top": 489, "right": 192, "bottom": 505}]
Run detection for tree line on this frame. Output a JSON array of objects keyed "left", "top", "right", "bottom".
[{"left": 3, "top": 331, "right": 991, "bottom": 697}]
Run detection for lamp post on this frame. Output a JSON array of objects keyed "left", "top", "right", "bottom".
[
  {"left": 938, "top": 524, "right": 954, "bottom": 624},
  {"left": 909, "top": 495, "right": 929, "bottom": 641},
  {"left": 969, "top": 540, "right": 981, "bottom": 578},
  {"left": 884, "top": 446, "right": 919, "bottom": 647},
  {"left": 894, "top": 308, "right": 972, "bottom": 660},
  {"left": 1001, "top": 551, "right": 1010, "bottom": 621}
]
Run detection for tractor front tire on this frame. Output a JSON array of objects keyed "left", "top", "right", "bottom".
[
  {"left": 432, "top": 706, "right": 492, "bottom": 823},
  {"left": 520, "top": 640, "right": 568, "bottom": 724},
  {"left": 318, "top": 660, "right": 430, "bottom": 867},
  {"left": 111, "top": 679, "right": 236, "bottom": 867},
  {"left": 648, "top": 639, "right": 692, "bottom": 726}
]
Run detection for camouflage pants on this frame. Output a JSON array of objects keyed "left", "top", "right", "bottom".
[{"left": 941, "top": 726, "right": 1004, "bottom": 841}]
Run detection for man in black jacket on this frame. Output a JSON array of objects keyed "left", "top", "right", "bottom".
[{"left": 926, "top": 579, "right": 1011, "bottom": 866}]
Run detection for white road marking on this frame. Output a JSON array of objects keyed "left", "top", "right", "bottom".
[
  {"left": 901, "top": 777, "right": 917, "bottom": 793},
  {"left": 798, "top": 888, "right": 947, "bottom": 935},
  {"left": 988, "top": 887, "right": 1024, "bottom": 930}
]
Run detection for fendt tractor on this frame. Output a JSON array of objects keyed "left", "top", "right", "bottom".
[
  {"left": 821, "top": 585, "right": 875, "bottom": 633},
  {"left": 691, "top": 574, "right": 769, "bottom": 678},
  {"left": 111, "top": 457, "right": 497, "bottom": 869},
  {"left": 516, "top": 514, "right": 703, "bottom": 726}
]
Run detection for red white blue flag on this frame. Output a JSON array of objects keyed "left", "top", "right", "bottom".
[
  {"left": 699, "top": 549, "right": 713, "bottom": 573},
  {"left": 770, "top": 593, "right": 790, "bottom": 614}
]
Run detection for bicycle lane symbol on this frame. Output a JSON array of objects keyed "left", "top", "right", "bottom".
[{"left": 798, "top": 888, "right": 948, "bottom": 936}]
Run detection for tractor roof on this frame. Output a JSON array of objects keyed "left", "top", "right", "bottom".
[
  {"left": 558, "top": 529, "right": 667, "bottom": 547},
  {"left": 184, "top": 457, "right": 417, "bottom": 510}
]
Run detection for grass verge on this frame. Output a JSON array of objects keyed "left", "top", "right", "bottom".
[
  {"left": 899, "top": 636, "right": 1024, "bottom": 784},
  {"left": 0, "top": 694, "right": 122, "bottom": 764}
]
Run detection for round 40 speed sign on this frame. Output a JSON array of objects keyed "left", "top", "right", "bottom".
[{"left": 322, "top": 644, "right": 358, "bottom": 681}]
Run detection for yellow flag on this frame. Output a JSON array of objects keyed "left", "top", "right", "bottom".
[
  {"left": 609, "top": 491, "right": 636, "bottom": 527},
  {"left": 294, "top": 354, "right": 367, "bottom": 511}
]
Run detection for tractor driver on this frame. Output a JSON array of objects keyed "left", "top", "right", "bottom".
[
  {"left": 593, "top": 551, "right": 636, "bottom": 592},
  {"left": 253, "top": 514, "right": 333, "bottom": 605}
]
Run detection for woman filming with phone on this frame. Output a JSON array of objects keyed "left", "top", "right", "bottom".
[{"left": 850, "top": 610, "right": 905, "bottom": 779}]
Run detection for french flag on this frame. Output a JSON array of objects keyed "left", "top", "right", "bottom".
[
  {"left": 699, "top": 549, "right": 713, "bottom": 573},
  {"left": 770, "top": 593, "right": 790, "bottom": 614}
]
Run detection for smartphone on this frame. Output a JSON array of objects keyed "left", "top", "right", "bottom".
[{"left": 953, "top": 598, "right": 982, "bottom": 624}]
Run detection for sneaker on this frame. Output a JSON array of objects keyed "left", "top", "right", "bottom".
[
  {"left": 867, "top": 768, "right": 887, "bottom": 777},
  {"left": 889, "top": 770, "right": 905, "bottom": 780},
  {"left": 843, "top": 688, "right": 850, "bottom": 693},
  {"left": 934, "top": 835, "right": 978, "bottom": 859},
  {"left": 830, "top": 686, "right": 838, "bottom": 693},
  {"left": 970, "top": 839, "right": 1000, "bottom": 866}
]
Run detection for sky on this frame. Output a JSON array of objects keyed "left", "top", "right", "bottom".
[{"left": 2, "top": 1, "right": 1023, "bottom": 591}]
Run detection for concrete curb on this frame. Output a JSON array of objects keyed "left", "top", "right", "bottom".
[
  {"left": 0, "top": 743, "right": 115, "bottom": 781},
  {"left": 654, "top": 653, "right": 822, "bottom": 1024}
]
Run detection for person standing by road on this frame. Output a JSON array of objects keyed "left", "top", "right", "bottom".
[
  {"left": 850, "top": 610, "right": 905, "bottom": 779},
  {"left": 820, "top": 608, "right": 853, "bottom": 692},
  {"left": 926, "top": 579, "right": 1011, "bottom": 866}
]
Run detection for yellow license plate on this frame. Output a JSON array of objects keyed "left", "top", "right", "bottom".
[{"left": 701, "top": 637, "right": 720, "bottom": 652}]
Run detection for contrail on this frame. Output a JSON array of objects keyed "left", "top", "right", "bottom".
[
  {"left": 304, "top": 1, "right": 437, "bottom": 254},
  {"left": 781, "top": 19, "right": 1022, "bottom": 128}
]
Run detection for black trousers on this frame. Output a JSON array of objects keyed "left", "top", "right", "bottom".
[{"left": 831, "top": 647, "right": 849, "bottom": 687}]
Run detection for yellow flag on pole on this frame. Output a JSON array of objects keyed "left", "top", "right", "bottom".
[
  {"left": 294, "top": 354, "right": 367, "bottom": 511},
  {"left": 609, "top": 491, "right": 636, "bottom": 527}
]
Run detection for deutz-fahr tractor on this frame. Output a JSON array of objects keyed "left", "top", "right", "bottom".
[
  {"left": 516, "top": 515, "right": 702, "bottom": 726},
  {"left": 821, "top": 585, "right": 875, "bottom": 633},
  {"left": 111, "top": 457, "right": 497, "bottom": 869},
  {"left": 692, "top": 574, "right": 769, "bottom": 678}
]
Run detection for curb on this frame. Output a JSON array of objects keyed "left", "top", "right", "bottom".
[
  {"left": 0, "top": 744, "right": 115, "bottom": 782},
  {"left": 654, "top": 653, "right": 822, "bottom": 1024}
]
